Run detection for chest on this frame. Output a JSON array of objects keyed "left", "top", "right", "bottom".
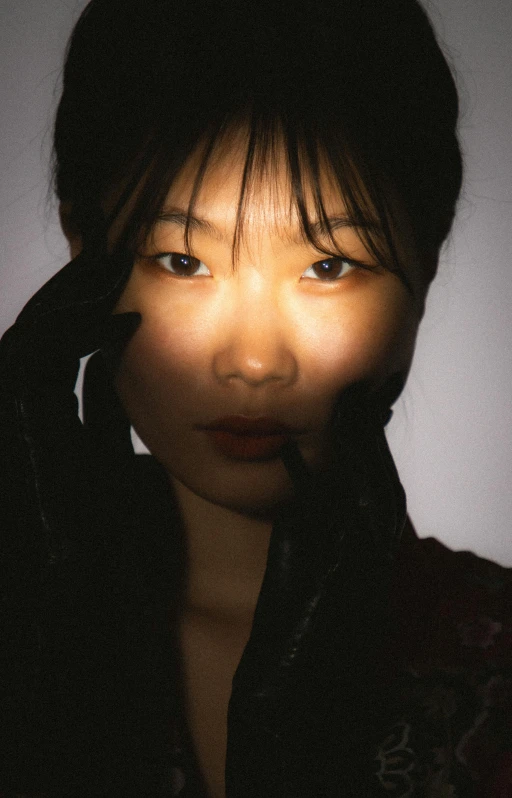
[{"left": 178, "top": 614, "right": 251, "bottom": 798}]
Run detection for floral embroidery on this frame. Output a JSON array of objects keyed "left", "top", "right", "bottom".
[
  {"left": 455, "top": 675, "right": 512, "bottom": 782},
  {"left": 373, "top": 670, "right": 512, "bottom": 797},
  {"left": 458, "top": 616, "right": 503, "bottom": 649},
  {"left": 427, "top": 786, "right": 458, "bottom": 797},
  {"left": 375, "top": 722, "right": 416, "bottom": 796},
  {"left": 162, "top": 529, "right": 512, "bottom": 796},
  {"left": 423, "top": 685, "right": 458, "bottom": 720}
]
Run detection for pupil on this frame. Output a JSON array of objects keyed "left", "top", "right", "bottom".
[
  {"left": 173, "top": 254, "right": 197, "bottom": 274},
  {"left": 315, "top": 258, "right": 341, "bottom": 279}
]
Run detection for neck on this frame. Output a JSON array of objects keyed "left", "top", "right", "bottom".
[{"left": 170, "top": 477, "right": 273, "bottom": 627}]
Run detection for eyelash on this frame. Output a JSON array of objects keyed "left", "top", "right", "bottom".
[
  {"left": 152, "top": 253, "right": 211, "bottom": 278},
  {"left": 150, "top": 252, "right": 370, "bottom": 281}
]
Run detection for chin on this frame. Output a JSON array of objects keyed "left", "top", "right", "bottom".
[
  {"left": 139, "top": 431, "right": 297, "bottom": 518},
  {"left": 176, "top": 457, "right": 297, "bottom": 517},
  {"left": 131, "top": 414, "right": 328, "bottom": 519}
]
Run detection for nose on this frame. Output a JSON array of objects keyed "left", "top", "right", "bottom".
[{"left": 212, "top": 286, "right": 298, "bottom": 389}]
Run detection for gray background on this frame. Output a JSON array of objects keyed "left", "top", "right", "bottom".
[{"left": 1, "top": 0, "right": 511, "bottom": 564}]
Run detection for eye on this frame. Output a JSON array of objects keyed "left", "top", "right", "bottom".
[
  {"left": 302, "top": 256, "right": 361, "bottom": 281},
  {"left": 154, "top": 252, "right": 211, "bottom": 277}
]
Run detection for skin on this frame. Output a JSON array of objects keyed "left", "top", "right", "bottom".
[
  {"left": 114, "top": 144, "right": 422, "bottom": 503},
  {"left": 107, "top": 135, "right": 427, "bottom": 612},
  {"left": 65, "top": 134, "right": 427, "bottom": 798}
]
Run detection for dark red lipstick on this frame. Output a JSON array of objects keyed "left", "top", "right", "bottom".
[{"left": 198, "top": 415, "right": 295, "bottom": 461}]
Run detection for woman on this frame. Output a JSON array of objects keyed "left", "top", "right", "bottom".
[{"left": 0, "top": 0, "right": 510, "bottom": 796}]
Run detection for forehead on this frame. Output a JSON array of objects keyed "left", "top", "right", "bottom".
[
  {"left": 163, "top": 130, "right": 358, "bottom": 239},
  {"left": 140, "top": 126, "right": 427, "bottom": 302}
]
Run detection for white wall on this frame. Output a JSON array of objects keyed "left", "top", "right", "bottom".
[
  {"left": 387, "top": 0, "right": 512, "bottom": 565},
  {"left": 1, "top": 0, "right": 511, "bottom": 564}
]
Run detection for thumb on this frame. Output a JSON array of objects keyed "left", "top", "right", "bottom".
[
  {"left": 98, "top": 312, "right": 142, "bottom": 369},
  {"left": 82, "top": 349, "right": 134, "bottom": 461},
  {"left": 99, "top": 311, "right": 142, "bottom": 346}
]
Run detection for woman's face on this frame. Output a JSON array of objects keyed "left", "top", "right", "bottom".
[{"left": 114, "top": 141, "right": 425, "bottom": 516}]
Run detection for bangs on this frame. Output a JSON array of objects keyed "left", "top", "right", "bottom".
[
  {"left": 107, "top": 109, "right": 412, "bottom": 291},
  {"left": 56, "top": 0, "right": 462, "bottom": 294}
]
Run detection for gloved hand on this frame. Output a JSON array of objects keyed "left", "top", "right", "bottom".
[
  {"left": 0, "top": 246, "right": 139, "bottom": 565},
  {"left": 0, "top": 245, "right": 142, "bottom": 793},
  {"left": 226, "top": 381, "right": 407, "bottom": 797}
]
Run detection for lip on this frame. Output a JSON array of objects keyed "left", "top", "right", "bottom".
[
  {"left": 197, "top": 416, "right": 298, "bottom": 461},
  {"left": 204, "top": 430, "right": 288, "bottom": 461}
]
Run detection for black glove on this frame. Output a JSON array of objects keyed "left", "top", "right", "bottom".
[
  {"left": 0, "top": 246, "right": 139, "bottom": 563},
  {"left": 226, "top": 381, "right": 407, "bottom": 797},
  {"left": 0, "top": 246, "right": 148, "bottom": 794}
]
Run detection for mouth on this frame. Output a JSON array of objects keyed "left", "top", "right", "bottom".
[{"left": 197, "top": 416, "right": 299, "bottom": 461}]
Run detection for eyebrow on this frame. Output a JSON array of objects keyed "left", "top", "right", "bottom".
[{"left": 155, "top": 207, "right": 380, "bottom": 244}]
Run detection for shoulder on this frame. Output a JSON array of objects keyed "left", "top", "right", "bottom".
[
  {"left": 374, "top": 523, "right": 512, "bottom": 796},
  {"left": 389, "top": 518, "right": 512, "bottom": 672}
]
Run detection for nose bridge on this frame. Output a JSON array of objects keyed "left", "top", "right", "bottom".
[{"left": 213, "top": 270, "right": 297, "bottom": 387}]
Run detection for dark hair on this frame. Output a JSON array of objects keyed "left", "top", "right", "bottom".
[{"left": 54, "top": 0, "right": 463, "bottom": 292}]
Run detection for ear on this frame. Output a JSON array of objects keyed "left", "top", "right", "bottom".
[{"left": 59, "top": 202, "right": 82, "bottom": 258}]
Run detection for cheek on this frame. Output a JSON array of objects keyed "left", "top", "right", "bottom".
[
  {"left": 115, "top": 267, "right": 211, "bottom": 379},
  {"left": 114, "top": 320, "right": 210, "bottom": 477},
  {"left": 114, "top": 303, "right": 212, "bottom": 427},
  {"left": 115, "top": 268, "right": 418, "bottom": 436},
  {"left": 113, "top": 271, "right": 419, "bottom": 512},
  {"left": 295, "top": 289, "right": 417, "bottom": 401}
]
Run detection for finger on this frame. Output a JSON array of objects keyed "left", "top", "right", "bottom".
[
  {"left": 82, "top": 350, "right": 134, "bottom": 461},
  {"left": 16, "top": 248, "right": 134, "bottom": 325},
  {"left": 63, "top": 310, "right": 142, "bottom": 361},
  {"left": 14, "top": 311, "right": 142, "bottom": 372}
]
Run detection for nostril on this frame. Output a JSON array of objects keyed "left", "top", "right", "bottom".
[{"left": 213, "top": 344, "right": 298, "bottom": 388}]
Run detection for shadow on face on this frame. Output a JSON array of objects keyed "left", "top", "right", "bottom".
[{"left": 105, "top": 131, "right": 425, "bottom": 517}]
